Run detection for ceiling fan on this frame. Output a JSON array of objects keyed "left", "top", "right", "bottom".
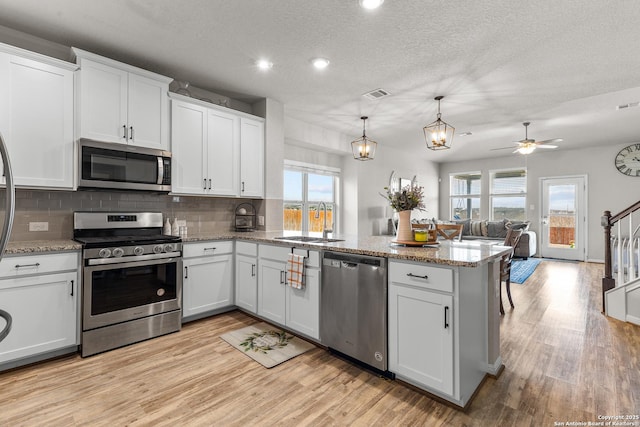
[{"left": 492, "top": 122, "right": 562, "bottom": 155}]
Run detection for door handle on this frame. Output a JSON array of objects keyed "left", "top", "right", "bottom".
[
  {"left": 542, "top": 216, "right": 549, "bottom": 225},
  {"left": 444, "top": 306, "right": 449, "bottom": 329},
  {"left": 280, "top": 270, "right": 287, "bottom": 284},
  {"left": 70, "top": 279, "right": 74, "bottom": 296},
  {"left": 184, "top": 266, "right": 189, "bottom": 279}
]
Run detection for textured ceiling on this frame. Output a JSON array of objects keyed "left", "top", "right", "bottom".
[{"left": 0, "top": 0, "right": 639, "bottom": 162}]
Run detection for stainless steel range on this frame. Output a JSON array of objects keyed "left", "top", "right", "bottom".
[{"left": 74, "top": 212, "right": 182, "bottom": 357}]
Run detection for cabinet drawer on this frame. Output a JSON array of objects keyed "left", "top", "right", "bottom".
[
  {"left": 389, "top": 261, "right": 453, "bottom": 293},
  {"left": 236, "top": 241, "right": 257, "bottom": 257},
  {"left": 258, "top": 244, "right": 291, "bottom": 262},
  {"left": 0, "top": 252, "right": 78, "bottom": 279},
  {"left": 184, "top": 241, "right": 234, "bottom": 258}
]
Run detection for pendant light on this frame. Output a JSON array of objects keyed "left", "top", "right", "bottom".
[
  {"left": 351, "top": 116, "right": 377, "bottom": 161},
  {"left": 424, "top": 95, "right": 455, "bottom": 150}
]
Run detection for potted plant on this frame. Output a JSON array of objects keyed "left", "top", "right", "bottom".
[{"left": 382, "top": 184, "right": 425, "bottom": 241}]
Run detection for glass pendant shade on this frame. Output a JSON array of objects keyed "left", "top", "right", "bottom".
[
  {"left": 424, "top": 96, "right": 455, "bottom": 150},
  {"left": 352, "top": 116, "right": 377, "bottom": 161}
]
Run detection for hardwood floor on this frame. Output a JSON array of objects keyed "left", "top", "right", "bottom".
[{"left": 0, "top": 261, "right": 638, "bottom": 426}]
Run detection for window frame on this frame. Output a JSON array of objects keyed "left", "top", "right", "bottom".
[
  {"left": 283, "top": 161, "right": 339, "bottom": 235},
  {"left": 489, "top": 167, "right": 527, "bottom": 221},
  {"left": 449, "top": 171, "right": 482, "bottom": 220}
]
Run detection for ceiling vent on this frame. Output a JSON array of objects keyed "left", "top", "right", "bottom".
[
  {"left": 616, "top": 101, "right": 640, "bottom": 110},
  {"left": 363, "top": 88, "right": 391, "bottom": 100}
]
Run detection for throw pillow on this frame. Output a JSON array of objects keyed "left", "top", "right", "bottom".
[
  {"left": 506, "top": 219, "right": 530, "bottom": 231},
  {"left": 454, "top": 219, "right": 471, "bottom": 236},
  {"left": 470, "top": 220, "right": 484, "bottom": 236},
  {"left": 487, "top": 221, "right": 506, "bottom": 238}
]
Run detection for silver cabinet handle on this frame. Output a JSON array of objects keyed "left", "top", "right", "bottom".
[
  {"left": 122, "top": 125, "right": 127, "bottom": 139},
  {"left": 184, "top": 266, "right": 189, "bottom": 279},
  {"left": 407, "top": 273, "right": 428, "bottom": 280},
  {"left": 241, "top": 181, "right": 245, "bottom": 192},
  {"left": 251, "top": 264, "right": 256, "bottom": 277},
  {"left": 203, "top": 178, "right": 207, "bottom": 190},
  {"left": 208, "top": 179, "right": 212, "bottom": 190},
  {"left": 129, "top": 126, "right": 134, "bottom": 140},
  {"left": 15, "top": 263, "right": 40, "bottom": 269},
  {"left": 280, "top": 270, "right": 287, "bottom": 284}
]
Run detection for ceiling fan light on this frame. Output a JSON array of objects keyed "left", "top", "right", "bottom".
[
  {"left": 351, "top": 116, "right": 377, "bottom": 161},
  {"left": 424, "top": 96, "right": 455, "bottom": 151},
  {"left": 517, "top": 145, "right": 536, "bottom": 155},
  {"left": 359, "top": 0, "right": 384, "bottom": 9}
]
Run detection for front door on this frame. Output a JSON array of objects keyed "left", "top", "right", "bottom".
[{"left": 540, "top": 176, "right": 586, "bottom": 260}]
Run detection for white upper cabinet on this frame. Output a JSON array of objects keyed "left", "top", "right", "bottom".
[
  {"left": 239, "top": 117, "right": 264, "bottom": 198},
  {"left": 170, "top": 94, "right": 264, "bottom": 198},
  {"left": 73, "top": 48, "right": 171, "bottom": 150},
  {"left": 0, "top": 44, "right": 76, "bottom": 189}
]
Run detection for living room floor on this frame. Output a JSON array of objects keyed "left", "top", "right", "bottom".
[{"left": 0, "top": 261, "right": 638, "bottom": 426}]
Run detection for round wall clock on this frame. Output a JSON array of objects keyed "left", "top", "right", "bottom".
[{"left": 615, "top": 144, "right": 640, "bottom": 177}]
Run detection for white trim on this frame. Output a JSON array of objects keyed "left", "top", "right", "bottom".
[
  {"left": 626, "top": 315, "right": 640, "bottom": 326},
  {"left": 284, "top": 159, "right": 340, "bottom": 175},
  {"left": 485, "top": 356, "right": 503, "bottom": 376}
]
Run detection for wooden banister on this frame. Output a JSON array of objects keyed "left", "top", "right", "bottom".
[{"left": 602, "top": 200, "right": 640, "bottom": 313}]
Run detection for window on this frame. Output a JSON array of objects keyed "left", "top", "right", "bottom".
[
  {"left": 490, "top": 169, "right": 527, "bottom": 220},
  {"left": 283, "top": 162, "right": 339, "bottom": 236},
  {"left": 450, "top": 172, "right": 481, "bottom": 220}
]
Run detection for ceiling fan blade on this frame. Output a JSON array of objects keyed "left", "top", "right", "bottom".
[
  {"left": 490, "top": 146, "right": 519, "bottom": 151},
  {"left": 535, "top": 145, "right": 558, "bottom": 149},
  {"left": 536, "top": 138, "right": 563, "bottom": 145}
]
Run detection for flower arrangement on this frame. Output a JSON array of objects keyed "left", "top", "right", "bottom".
[{"left": 382, "top": 185, "right": 425, "bottom": 212}]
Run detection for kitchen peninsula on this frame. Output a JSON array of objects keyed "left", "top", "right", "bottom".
[{"left": 1, "top": 233, "right": 509, "bottom": 410}]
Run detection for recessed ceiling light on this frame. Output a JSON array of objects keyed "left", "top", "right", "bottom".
[
  {"left": 359, "top": 0, "right": 384, "bottom": 9},
  {"left": 255, "top": 59, "right": 273, "bottom": 70},
  {"left": 311, "top": 58, "right": 330, "bottom": 70}
]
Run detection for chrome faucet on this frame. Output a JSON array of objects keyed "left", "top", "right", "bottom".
[{"left": 315, "top": 202, "right": 333, "bottom": 239}]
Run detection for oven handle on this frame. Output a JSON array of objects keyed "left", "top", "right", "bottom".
[
  {"left": 84, "top": 254, "right": 181, "bottom": 273},
  {"left": 86, "top": 251, "right": 182, "bottom": 266}
]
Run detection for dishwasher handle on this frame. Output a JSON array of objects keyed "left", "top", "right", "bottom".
[{"left": 341, "top": 261, "right": 358, "bottom": 270}]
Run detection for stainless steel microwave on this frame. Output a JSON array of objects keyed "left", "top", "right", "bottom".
[{"left": 78, "top": 139, "right": 172, "bottom": 192}]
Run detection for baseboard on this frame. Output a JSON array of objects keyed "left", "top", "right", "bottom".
[
  {"left": 626, "top": 314, "right": 640, "bottom": 326},
  {"left": 587, "top": 258, "right": 604, "bottom": 264}
]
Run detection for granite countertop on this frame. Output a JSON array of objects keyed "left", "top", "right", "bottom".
[
  {"left": 4, "top": 232, "right": 510, "bottom": 267},
  {"left": 184, "top": 231, "right": 510, "bottom": 267}
]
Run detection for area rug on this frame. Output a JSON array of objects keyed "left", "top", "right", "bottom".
[
  {"left": 510, "top": 258, "right": 542, "bottom": 284},
  {"left": 220, "top": 322, "right": 315, "bottom": 368}
]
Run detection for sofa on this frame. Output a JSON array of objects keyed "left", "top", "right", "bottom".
[{"left": 453, "top": 218, "right": 537, "bottom": 259}]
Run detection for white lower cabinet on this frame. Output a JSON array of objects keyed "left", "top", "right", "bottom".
[
  {"left": 257, "top": 244, "right": 320, "bottom": 339},
  {"left": 389, "top": 282, "right": 454, "bottom": 395},
  {"left": 0, "top": 253, "right": 79, "bottom": 366},
  {"left": 182, "top": 241, "right": 234, "bottom": 321},
  {"left": 235, "top": 241, "right": 258, "bottom": 313}
]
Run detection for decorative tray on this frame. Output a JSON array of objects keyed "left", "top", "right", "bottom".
[{"left": 391, "top": 240, "right": 439, "bottom": 247}]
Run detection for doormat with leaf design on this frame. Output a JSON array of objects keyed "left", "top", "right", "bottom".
[{"left": 220, "top": 322, "right": 315, "bottom": 368}]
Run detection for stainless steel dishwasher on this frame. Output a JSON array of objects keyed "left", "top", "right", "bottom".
[{"left": 321, "top": 251, "right": 389, "bottom": 374}]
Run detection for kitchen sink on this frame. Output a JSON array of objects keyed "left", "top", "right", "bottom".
[{"left": 274, "top": 236, "right": 344, "bottom": 244}]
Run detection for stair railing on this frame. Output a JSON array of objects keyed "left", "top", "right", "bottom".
[{"left": 602, "top": 200, "right": 640, "bottom": 313}]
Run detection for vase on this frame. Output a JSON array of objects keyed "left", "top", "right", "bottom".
[{"left": 396, "top": 210, "right": 413, "bottom": 241}]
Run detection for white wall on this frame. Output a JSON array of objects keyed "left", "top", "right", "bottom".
[
  {"left": 283, "top": 116, "right": 439, "bottom": 238},
  {"left": 439, "top": 142, "right": 640, "bottom": 261}
]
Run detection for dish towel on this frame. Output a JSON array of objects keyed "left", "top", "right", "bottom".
[{"left": 286, "top": 253, "right": 305, "bottom": 289}]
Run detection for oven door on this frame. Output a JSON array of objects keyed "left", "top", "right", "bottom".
[{"left": 82, "top": 256, "right": 182, "bottom": 331}]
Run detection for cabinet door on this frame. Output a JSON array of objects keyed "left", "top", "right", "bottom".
[
  {"left": 207, "top": 109, "right": 239, "bottom": 196},
  {"left": 257, "top": 258, "right": 286, "bottom": 324},
  {"left": 0, "top": 272, "right": 77, "bottom": 363},
  {"left": 388, "top": 284, "right": 454, "bottom": 395},
  {"left": 286, "top": 267, "right": 320, "bottom": 339},
  {"left": 7, "top": 55, "right": 74, "bottom": 188},
  {"left": 128, "top": 73, "right": 168, "bottom": 150},
  {"left": 171, "top": 100, "right": 207, "bottom": 195},
  {"left": 182, "top": 254, "right": 233, "bottom": 319},
  {"left": 78, "top": 58, "right": 128, "bottom": 144},
  {"left": 235, "top": 254, "right": 257, "bottom": 313},
  {"left": 239, "top": 117, "right": 264, "bottom": 198}
]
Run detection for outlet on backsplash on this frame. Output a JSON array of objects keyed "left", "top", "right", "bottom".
[{"left": 29, "top": 222, "right": 49, "bottom": 232}]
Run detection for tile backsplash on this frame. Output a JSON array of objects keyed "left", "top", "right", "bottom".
[{"left": 0, "top": 189, "right": 267, "bottom": 241}]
